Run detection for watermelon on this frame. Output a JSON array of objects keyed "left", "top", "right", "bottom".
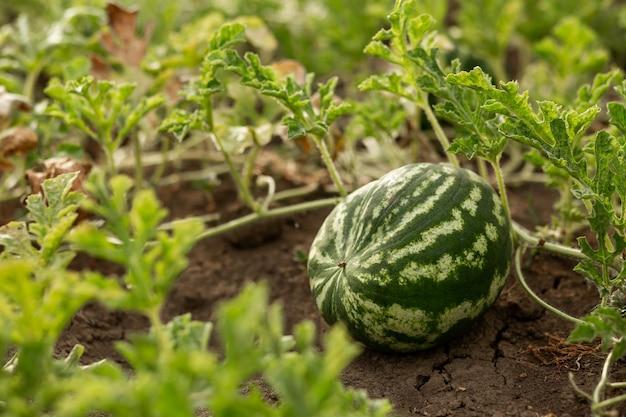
[{"left": 307, "top": 163, "right": 512, "bottom": 352}]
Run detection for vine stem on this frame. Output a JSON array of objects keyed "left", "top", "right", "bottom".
[
  {"left": 490, "top": 156, "right": 510, "bottom": 221},
  {"left": 151, "top": 138, "right": 170, "bottom": 184},
  {"left": 104, "top": 146, "right": 116, "bottom": 176},
  {"left": 592, "top": 349, "right": 616, "bottom": 414},
  {"left": 569, "top": 372, "right": 592, "bottom": 400},
  {"left": 243, "top": 145, "right": 260, "bottom": 191},
  {"left": 477, "top": 158, "right": 489, "bottom": 181},
  {"left": 514, "top": 247, "right": 584, "bottom": 325},
  {"left": 212, "top": 134, "right": 260, "bottom": 213},
  {"left": 400, "top": 20, "right": 457, "bottom": 169},
  {"left": 512, "top": 221, "right": 588, "bottom": 261},
  {"left": 593, "top": 392, "right": 626, "bottom": 413},
  {"left": 196, "top": 197, "right": 341, "bottom": 241},
  {"left": 273, "top": 183, "right": 318, "bottom": 202},
  {"left": 312, "top": 135, "right": 348, "bottom": 197},
  {"left": 23, "top": 60, "right": 43, "bottom": 101},
  {"left": 256, "top": 175, "right": 276, "bottom": 211},
  {"left": 147, "top": 307, "right": 171, "bottom": 356},
  {"left": 202, "top": 94, "right": 259, "bottom": 212},
  {"left": 133, "top": 134, "right": 143, "bottom": 189},
  {"left": 158, "top": 213, "right": 221, "bottom": 230},
  {"left": 422, "top": 104, "right": 459, "bottom": 168}
]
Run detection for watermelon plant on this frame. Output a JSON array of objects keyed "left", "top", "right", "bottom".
[
  {"left": 45, "top": 76, "right": 164, "bottom": 179},
  {"left": 445, "top": 66, "right": 626, "bottom": 414},
  {"left": 0, "top": 7, "right": 105, "bottom": 99}
]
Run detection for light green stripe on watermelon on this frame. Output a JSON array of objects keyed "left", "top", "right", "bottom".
[{"left": 308, "top": 163, "right": 512, "bottom": 352}]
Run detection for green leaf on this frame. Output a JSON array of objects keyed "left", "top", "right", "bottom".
[
  {"left": 1, "top": 173, "right": 81, "bottom": 267},
  {"left": 446, "top": 67, "right": 495, "bottom": 91},
  {"left": 576, "top": 69, "right": 623, "bottom": 108},
  {"left": 534, "top": 17, "right": 607, "bottom": 77},
  {"left": 74, "top": 173, "right": 204, "bottom": 314},
  {"left": 608, "top": 102, "right": 626, "bottom": 135},
  {"left": 116, "top": 94, "right": 165, "bottom": 145},
  {"left": 0, "top": 222, "right": 38, "bottom": 260},
  {"left": 568, "top": 307, "right": 626, "bottom": 359},
  {"left": 26, "top": 172, "right": 81, "bottom": 228},
  {"left": 130, "top": 190, "right": 168, "bottom": 246},
  {"left": 69, "top": 223, "right": 126, "bottom": 264},
  {"left": 40, "top": 212, "right": 78, "bottom": 266},
  {"left": 358, "top": 73, "right": 412, "bottom": 99},
  {"left": 203, "top": 47, "right": 348, "bottom": 141},
  {"left": 448, "top": 135, "right": 482, "bottom": 159},
  {"left": 207, "top": 22, "right": 246, "bottom": 52},
  {"left": 568, "top": 321, "right": 596, "bottom": 341},
  {"left": 573, "top": 257, "right": 604, "bottom": 287},
  {"left": 165, "top": 314, "right": 212, "bottom": 352},
  {"left": 615, "top": 80, "right": 626, "bottom": 101},
  {"left": 363, "top": 40, "right": 395, "bottom": 62},
  {"left": 69, "top": 223, "right": 126, "bottom": 265},
  {"left": 159, "top": 109, "right": 204, "bottom": 141},
  {"left": 593, "top": 132, "right": 614, "bottom": 197},
  {"left": 45, "top": 77, "right": 160, "bottom": 171},
  {"left": 405, "top": 13, "right": 436, "bottom": 47}
]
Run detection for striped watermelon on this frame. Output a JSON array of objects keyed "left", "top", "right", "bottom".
[{"left": 308, "top": 163, "right": 512, "bottom": 352}]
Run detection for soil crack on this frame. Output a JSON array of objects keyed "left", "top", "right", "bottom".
[
  {"left": 491, "top": 323, "right": 509, "bottom": 366},
  {"left": 414, "top": 374, "right": 430, "bottom": 391},
  {"left": 414, "top": 346, "right": 453, "bottom": 392},
  {"left": 435, "top": 345, "right": 453, "bottom": 386}
]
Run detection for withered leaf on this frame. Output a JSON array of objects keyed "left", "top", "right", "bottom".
[
  {"left": 0, "top": 158, "right": 13, "bottom": 172},
  {"left": 106, "top": 2, "right": 138, "bottom": 42},
  {"left": 90, "top": 55, "right": 111, "bottom": 80},
  {"left": 270, "top": 60, "right": 307, "bottom": 86},
  {"left": 98, "top": 2, "right": 151, "bottom": 71},
  {"left": 0, "top": 127, "right": 38, "bottom": 157},
  {"left": 26, "top": 157, "right": 91, "bottom": 194},
  {"left": 294, "top": 137, "right": 313, "bottom": 154}
]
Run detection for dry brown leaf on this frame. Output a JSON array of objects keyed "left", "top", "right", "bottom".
[
  {"left": 256, "top": 150, "right": 326, "bottom": 187},
  {"left": 25, "top": 157, "right": 91, "bottom": 194},
  {"left": 270, "top": 59, "right": 307, "bottom": 85},
  {"left": 525, "top": 333, "right": 601, "bottom": 370},
  {"left": 24, "top": 170, "right": 46, "bottom": 192},
  {"left": 90, "top": 55, "right": 111, "bottom": 80},
  {"left": 294, "top": 136, "right": 313, "bottom": 155},
  {"left": 331, "top": 134, "right": 346, "bottom": 159},
  {"left": 0, "top": 127, "right": 38, "bottom": 157},
  {"left": 106, "top": 2, "right": 138, "bottom": 41},
  {"left": 0, "top": 158, "right": 13, "bottom": 172},
  {"left": 97, "top": 2, "right": 151, "bottom": 73}
]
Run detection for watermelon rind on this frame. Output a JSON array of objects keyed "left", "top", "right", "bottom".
[{"left": 307, "top": 163, "right": 512, "bottom": 352}]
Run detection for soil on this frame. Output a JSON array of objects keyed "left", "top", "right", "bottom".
[{"left": 13, "top": 175, "right": 624, "bottom": 416}]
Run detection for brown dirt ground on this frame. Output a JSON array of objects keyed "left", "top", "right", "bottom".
[{"left": 6, "top": 174, "right": 624, "bottom": 416}]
